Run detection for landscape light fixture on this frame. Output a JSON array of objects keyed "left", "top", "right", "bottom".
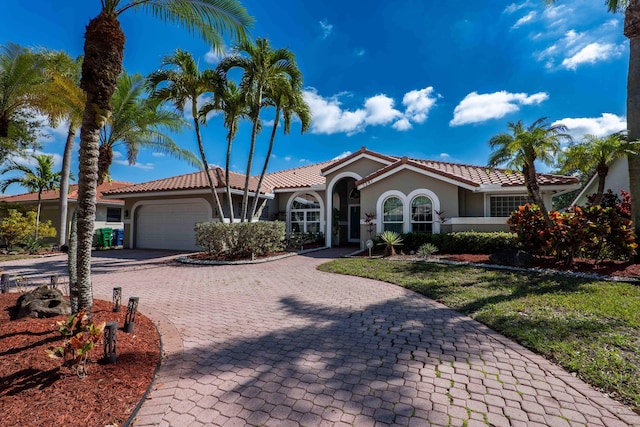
[
  {"left": 103, "top": 321, "right": 118, "bottom": 364},
  {"left": 113, "top": 287, "right": 122, "bottom": 312},
  {"left": 124, "top": 297, "right": 139, "bottom": 333}
]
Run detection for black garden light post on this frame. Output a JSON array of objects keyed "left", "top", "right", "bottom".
[
  {"left": 103, "top": 321, "right": 118, "bottom": 364},
  {"left": 113, "top": 287, "right": 122, "bottom": 312},
  {"left": 124, "top": 297, "right": 139, "bottom": 333}
]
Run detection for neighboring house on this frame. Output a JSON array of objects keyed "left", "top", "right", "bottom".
[
  {"left": 104, "top": 148, "right": 580, "bottom": 251},
  {"left": 571, "top": 156, "right": 630, "bottom": 207},
  {"left": 0, "top": 181, "right": 131, "bottom": 244}
]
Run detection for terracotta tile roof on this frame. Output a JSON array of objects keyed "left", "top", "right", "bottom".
[
  {"left": 320, "top": 147, "right": 395, "bottom": 174},
  {"left": 356, "top": 156, "right": 579, "bottom": 188},
  {"left": 0, "top": 181, "right": 131, "bottom": 205},
  {"left": 263, "top": 160, "right": 338, "bottom": 190},
  {"left": 103, "top": 168, "right": 260, "bottom": 196}
]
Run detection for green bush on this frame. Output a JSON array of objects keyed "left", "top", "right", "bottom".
[
  {"left": 195, "top": 221, "right": 286, "bottom": 258},
  {"left": 400, "top": 231, "right": 517, "bottom": 254}
]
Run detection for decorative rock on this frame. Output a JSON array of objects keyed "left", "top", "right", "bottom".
[
  {"left": 489, "top": 249, "right": 535, "bottom": 268},
  {"left": 15, "top": 285, "right": 71, "bottom": 319}
]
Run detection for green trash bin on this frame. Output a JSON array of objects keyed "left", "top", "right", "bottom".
[{"left": 100, "top": 228, "right": 113, "bottom": 248}]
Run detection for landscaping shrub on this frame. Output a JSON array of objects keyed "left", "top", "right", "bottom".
[
  {"left": 401, "top": 231, "right": 517, "bottom": 254},
  {"left": 0, "top": 209, "right": 56, "bottom": 250},
  {"left": 195, "top": 221, "right": 286, "bottom": 258},
  {"left": 508, "top": 203, "right": 637, "bottom": 265}
]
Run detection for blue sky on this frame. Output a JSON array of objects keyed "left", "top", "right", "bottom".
[{"left": 0, "top": 0, "right": 628, "bottom": 194}]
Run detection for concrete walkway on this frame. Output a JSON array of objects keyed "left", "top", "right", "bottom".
[{"left": 2, "top": 249, "right": 639, "bottom": 426}]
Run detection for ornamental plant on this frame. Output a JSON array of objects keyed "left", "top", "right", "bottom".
[
  {"left": 377, "top": 230, "right": 403, "bottom": 257},
  {"left": 46, "top": 309, "right": 105, "bottom": 378}
]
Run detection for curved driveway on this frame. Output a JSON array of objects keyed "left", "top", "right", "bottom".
[{"left": 3, "top": 249, "right": 639, "bottom": 427}]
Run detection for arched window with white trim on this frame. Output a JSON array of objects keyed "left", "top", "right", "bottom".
[
  {"left": 411, "top": 195, "right": 433, "bottom": 233},
  {"left": 290, "top": 193, "right": 321, "bottom": 233},
  {"left": 383, "top": 196, "right": 403, "bottom": 233}
]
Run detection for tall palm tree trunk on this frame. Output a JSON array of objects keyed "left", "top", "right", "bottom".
[
  {"left": 35, "top": 192, "right": 42, "bottom": 239},
  {"left": 626, "top": 2, "right": 640, "bottom": 258},
  {"left": 593, "top": 164, "right": 609, "bottom": 206},
  {"left": 242, "top": 87, "right": 262, "bottom": 222},
  {"left": 250, "top": 106, "right": 280, "bottom": 219},
  {"left": 76, "top": 11, "right": 124, "bottom": 317},
  {"left": 524, "top": 163, "right": 553, "bottom": 228},
  {"left": 68, "top": 209, "right": 78, "bottom": 314},
  {"left": 193, "top": 115, "right": 224, "bottom": 220},
  {"left": 57, "top": 124, "right": 75, "bottom": 247},
  {"left": 225, "top": 129, "right": 236, "bottom": 222}
]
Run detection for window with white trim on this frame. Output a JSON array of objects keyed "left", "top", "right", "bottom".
[
  {"left": 411, "top": 195, "right": 433, "bottom": 233},
  {"left": 291, "top": 194, "right": 321, "bottom": 234},
  {"left": 383, "top": 197, "right": 403, "bottom": 233},
  {"left": 490, "top": 195, "right": 530, "bottom": 217}
]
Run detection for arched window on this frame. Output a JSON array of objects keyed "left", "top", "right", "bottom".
[
  {"left": 411, "top": 195, "right": 433, "bottom": 233},
  {"left": 290, "top": 193, "right": 321, "bottom": 234},
  {"left": 383, "top": 197, "right": 403, "bottom": 233}
]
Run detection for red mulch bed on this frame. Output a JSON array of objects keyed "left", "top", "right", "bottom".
[
  {"left": 441, "top": 254, "right": 640, "bottom": 278},
  {"left": 0, "top": 295, "right": 160, "bottom": 427}
]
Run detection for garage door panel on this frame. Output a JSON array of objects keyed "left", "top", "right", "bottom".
[{"left": 136, "top": 202, "right": 210, "bottom": 250}]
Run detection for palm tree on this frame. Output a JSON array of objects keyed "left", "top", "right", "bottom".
[
  {"left": 249, "top": 77, "right": 311, "bottom": 220},
  {"left": 147, "top": 50, "right": 225, "bottom": 219},
  {"left": 39, "top": 51, "right": 85, "bottom": 247},
  {"left": 546, "top": 0, "right": 640, "bottom": 254},
  {"left": 0, "top": 43, "right": 47, "bottom": 163},
  {"left": 488, "top": 117, "right": 571, "bottom": 227},
  {"left": 217, "top": 38, "right": 302, "bottom": 222},
  {"left": 98, "top": 72, "right": 200, "bottom": 184},
  {"left": 75, "top": 0, "right": 252, "bottom": 316},
  {"left": 559, "top": 132, "right": 639, "bottom": 206},
  {"left": 209, "top": 80, "right": 250, "bottom": 222},
  {"left": 0, "top": 154, "right": 61, "bottom": 239}
]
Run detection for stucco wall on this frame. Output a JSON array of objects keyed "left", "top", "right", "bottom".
[
  {"left": 323, "top": 157, "right": 390, "bottom": 185},
  {"left": 458, "top": 188, "right": 484, "bottom": 217}
]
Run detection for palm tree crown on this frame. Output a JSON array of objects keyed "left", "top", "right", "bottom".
[
  {"left": 0, "top": 154, "right": 62, "bottom": 239},
  {"left": 98, "top": 72, "right": 200, "bottom": 184},
  {"left": 217, "top": 37, "right": 304, "bottom": 221},
  {"left": 488, "top": 117, "right": 571, "bottom": 225}
]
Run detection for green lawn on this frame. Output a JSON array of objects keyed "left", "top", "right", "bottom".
[{"left": 318, "top": 258, "right": 640, "bottom": 409}]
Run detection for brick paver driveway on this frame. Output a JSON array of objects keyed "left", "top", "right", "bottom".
[{"left": 3, "top": 249, "right": 639, "bottom": 426}]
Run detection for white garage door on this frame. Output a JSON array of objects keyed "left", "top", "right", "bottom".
[{"left": 135, "top": 201, "right": 210, "bottom": 251}]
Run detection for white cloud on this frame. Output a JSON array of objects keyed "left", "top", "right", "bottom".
[
  {"left": 354, "top": 48, "right": 366, "bottom": 57},
  {"left": 204, "top": 45, "right": 233, "bottom": 64},
  {"left": 504, "top": 1, "right": 533, "bottom": 14},
  {"left": 114, "top": 159, "right": 154, "bottom": 170},
  {"left": 450, "top": 91, "right": 549, "bottom": 126},
  {"left": 392, "top": 118, "right": 412, "bottom": 131},
  {"left": 364, "top": 95, "right": 402, "bottom": 125},
  {"left": 402, "top": 87, "right": 438, "bottom": 123},
  {"left": 561, "top": 42, "right": 624, "bottom": 70},
  {"left": 552, "top": 113, "right": 626, "bottom": 139},
  {"left": 304, "top": 86, "right": 439, "bottom": 135},
  {"left": 440, "top": 153, "right": 450, "bottom": 160},
  {"left": 284, "top": 156, "right": 292, "bottom": 161},
  {"left": 299, "top": 158, "right": 309, "bottom": 163},
  {"left": 151, "top": 152, "right": 165, "bottom": 157},
  {"left": 511, "top": 11, "right": 536, "bottom": 29},
  {"left": 319, "top": 19, "right": 333, "bottom": 39},
  {"left": 332, "top": 151, "right": 352, "bottom": 160}
]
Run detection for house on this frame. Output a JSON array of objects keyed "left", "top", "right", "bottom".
[
  {"left": 571, "top": 156, "right": 630, "bottom": 206},
  {"left": 0, "top": 181, "right": 132, "bottom": 244},
  {"left": 103, "top": 148, "right": 580, "bottom": 251}
]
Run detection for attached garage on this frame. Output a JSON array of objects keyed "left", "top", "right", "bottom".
[{"left": 134, "top": 200, "right": 211, "bottom": 251}]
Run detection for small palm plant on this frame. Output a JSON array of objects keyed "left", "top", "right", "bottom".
[
  {"left": 378, "top": 230, "right": 403, "bottom": 257},
  {"left": 417, "top": 243, "right": 439, "bottom": 259}
]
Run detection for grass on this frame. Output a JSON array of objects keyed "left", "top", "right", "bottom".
[{"left": 318, "top": 258, "right": 640, "bottom": 409}]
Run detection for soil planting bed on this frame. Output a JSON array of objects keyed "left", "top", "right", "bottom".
[{"left": 0, "top": 294, "right": 160, "bottom": 427}]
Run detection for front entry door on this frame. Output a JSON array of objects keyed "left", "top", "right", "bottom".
[{"left": 349, "top": 205, "right": 360, "bottom": 242}]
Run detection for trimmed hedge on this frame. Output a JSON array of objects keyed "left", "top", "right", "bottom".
[
  {"left": 400, "top": 231, "right": 517, "bottom": 254},
  {"left": 195, "top": 221, "right": 286, "bottom": 258}
]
